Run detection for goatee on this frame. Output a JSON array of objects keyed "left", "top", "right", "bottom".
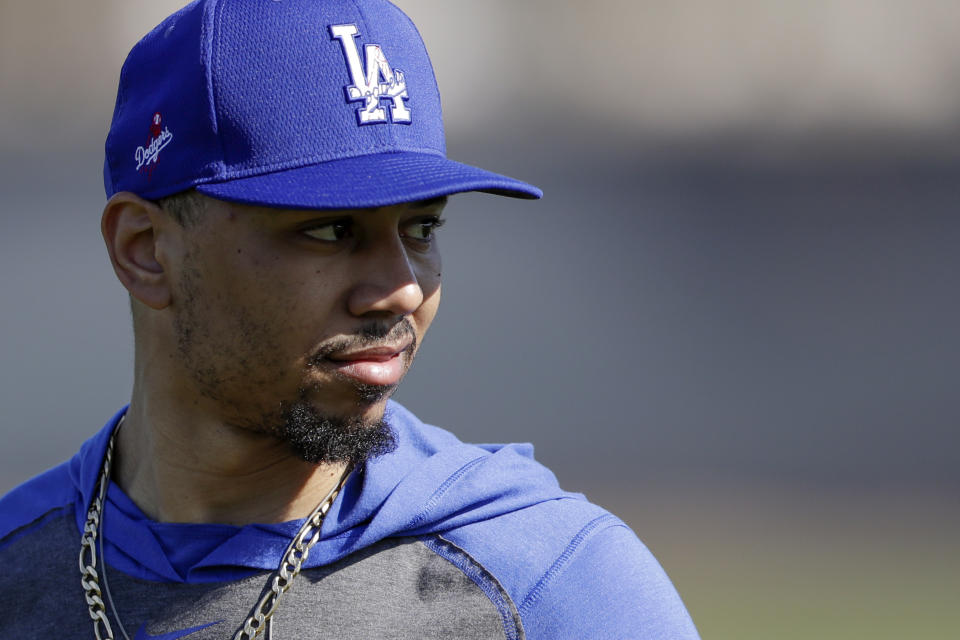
[{"left": 279, "top": 401, "right": 397, "bottom": 466}]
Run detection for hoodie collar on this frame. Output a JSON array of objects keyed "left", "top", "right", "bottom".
[{"left": 70, "top": 402, "right": 571, "bottom": 583}]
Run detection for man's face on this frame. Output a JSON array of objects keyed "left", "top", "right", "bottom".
[{"left": 161, "top": 195, "right": 445, "bottom": 462}]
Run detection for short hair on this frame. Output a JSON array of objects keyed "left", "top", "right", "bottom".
[{"left": 156, "top": 189, "right": 207, "bottom": 227}]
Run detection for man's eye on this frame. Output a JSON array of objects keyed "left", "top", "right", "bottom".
[
  {"left": 303, "top": 221, "right": 352, "bottom": 242},
  {"left": 402, "top": 217, "right": 445, "bottom": 241}
]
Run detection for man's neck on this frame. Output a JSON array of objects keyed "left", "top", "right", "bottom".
[{"left": 113, "top": 399, "right": 348, "bottom": 526}]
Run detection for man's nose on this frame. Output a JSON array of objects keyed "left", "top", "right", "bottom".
[{"left": 346, "top": 236, "right": 424, "bottom": 317}]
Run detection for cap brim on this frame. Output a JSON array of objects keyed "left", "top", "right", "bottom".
[{"left": 195, "top": 151, "right": 541, "bottom": 209}]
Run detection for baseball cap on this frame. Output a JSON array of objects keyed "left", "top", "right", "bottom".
[{"left": 103, "top": 0, "right": 542, "bottom": 209}]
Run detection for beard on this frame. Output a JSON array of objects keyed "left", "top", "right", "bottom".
[{"left": 279, "top": 401, "right": 397, "bottom": 466}]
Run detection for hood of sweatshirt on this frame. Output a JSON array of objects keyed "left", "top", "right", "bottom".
[{"left": 63, "top": 402, "right": 578, "bottom": 583}]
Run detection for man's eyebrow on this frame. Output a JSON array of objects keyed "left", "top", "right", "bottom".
[{"left": 409, "top": 196, "right": 448, "bottom": 210}]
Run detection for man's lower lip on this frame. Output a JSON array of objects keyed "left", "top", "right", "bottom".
[{"left": 326, "top": 353, "right": 406, "bottom": 386}]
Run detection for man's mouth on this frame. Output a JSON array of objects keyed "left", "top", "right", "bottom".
[{"left": 323, "top": 342, "right": 413, "bottom": 386}]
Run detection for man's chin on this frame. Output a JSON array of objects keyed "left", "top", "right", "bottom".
[
  {"left": 298, "top": 375, "right": 399, "bottom": 419},
  {"left": 351, "top": 381, "right": 398, "bottom": 407}
]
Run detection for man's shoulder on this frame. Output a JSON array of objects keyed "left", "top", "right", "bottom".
[
  {"left": 0, "top": 463, "right": 91, "bottom": 635},
  {"left": 0, "top": 409, "right": 120, "bottom": 548},
  {"left": 0, "top": 461, "right": 78, "bottom": 548},
  {"left": 383, "top": 402, "right": 701, "bottom": 639},
  {"left": 384, "top": 402, "right": 636, "bottom": 585},
  {"left": 435, "top": 492, "right": 623, "bottom": 592},
  {"left": 430, "top": 494, "right": 700, "bottom": 639}
]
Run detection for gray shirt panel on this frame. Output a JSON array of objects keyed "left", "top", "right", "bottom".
[{"left": 1, "top": 509, "right": 520, "bottom": 639}]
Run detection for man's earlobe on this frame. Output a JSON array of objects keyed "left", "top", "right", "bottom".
[{"left": 101, "top": 192, "right": 172, "bottom": 310}]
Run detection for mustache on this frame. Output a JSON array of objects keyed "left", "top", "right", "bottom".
[{"left": 307, "top": 318, "right": 418, "bottom": 365}]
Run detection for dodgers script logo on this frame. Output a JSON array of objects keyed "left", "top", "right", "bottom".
[
  {"left": 330, "top": 24, "right": 411, "bottom": 125},
  {"left": 135, "top": 112, "right": 174, "bottom": 176}
]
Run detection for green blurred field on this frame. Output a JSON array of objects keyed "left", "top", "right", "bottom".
[{"left": 597, "top": 484, "right": 960, "bottom": 640}]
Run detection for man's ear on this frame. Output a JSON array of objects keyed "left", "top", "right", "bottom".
[{"left": 101, "top": 192, "right": 174, "bottom": 310}]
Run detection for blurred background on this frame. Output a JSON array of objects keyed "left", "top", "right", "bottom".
[{"left": 2, "top": 1, "right": 958, "bottom": 637}]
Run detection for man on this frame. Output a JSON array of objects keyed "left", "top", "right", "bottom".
[{"left": 0, "top": 0, "right": 699, "bottom": 638}]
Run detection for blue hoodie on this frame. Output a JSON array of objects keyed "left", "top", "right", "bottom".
[{"left": 0, "top": 402, "right": 699, "bottom": 639}]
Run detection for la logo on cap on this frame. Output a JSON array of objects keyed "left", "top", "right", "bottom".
[{"left": 330, "top": 24, "right": 411, "bottom": 125}]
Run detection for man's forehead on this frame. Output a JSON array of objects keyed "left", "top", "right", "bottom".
[
  {"left": 405, "top": 196, "right": 448, "bottom": 211},
  {"left": 274, "top": 195, "right": 449, "bottom": 216}
]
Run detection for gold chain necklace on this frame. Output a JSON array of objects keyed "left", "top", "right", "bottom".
[{"left": 79, "top": 416, "right": 351, "bottom": 639}]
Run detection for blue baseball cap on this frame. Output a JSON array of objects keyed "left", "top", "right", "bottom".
[{"left": 103, "top": 0, "right": 542, "bottom": 209}]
